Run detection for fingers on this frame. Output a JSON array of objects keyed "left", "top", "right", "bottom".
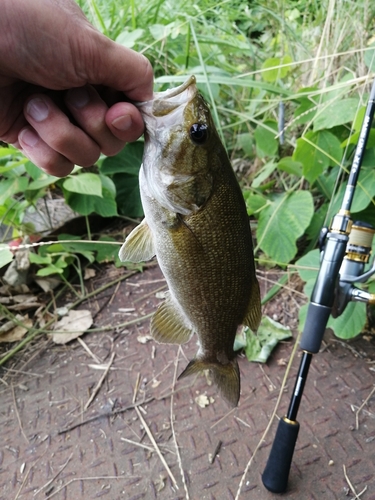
[
  {"left": 65, "top": 85, "right": 144, "bottom": 154},
  {"left": 19, "top": 93, "right": 100, "bottom": 175},
  {"left": 17, "top": 87, "right": 145, "bottom": 176}
]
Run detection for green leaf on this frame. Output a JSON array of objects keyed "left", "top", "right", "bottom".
[
  {"left": 36, "top": 264, "right": 64, "bottom": 276},
  {"left": 364, "top": 43, "right": 375, "bottom": 71},
  {"left": 100, "top": 142, "right": 143, "bottom": 176},
  {"left": 313, "top": 98, "right": 359, "bottom": 131},
  {"left": 294, "top": 89, "right": 319, "bottom": 125},
  {"left": 254, "top": 121, "right": 278, "bottom": 158},
  {"left": 0, "top": 245, "right": 14, "bottom": 268},
  {"left": 27, "top": 173, "right": 59, "bottom": 191},
  {"left": 294, "top": 248, "right": 320, "bottom": 297},
  {"left": 243, "top": 192, "right": 269, "bottom": 216},
  {"left": 277, "top": 157, "right": 303, "bottom": 177},
  {"left": 0, "top": 177, "right": 29, "bottom": 205},
  {"left": 29, "top": 252, "right": 52, "bottom": 265},
  {"left": 116, "top": 28, "right": 145, "bottom": 48},
  {"left": 63, "top": 173, "right": 103, "bottom": 197},
  {"left": 261, "top": 55, "right": 293, "bottom": 83},
  {"left": 114, "top": 173, "right": 143, "bottom": 217},
  {"left": 236, "top": 133, "right": 254, "bottom": 157},
  {"left": 256, "top": 191, "right": 314, "bottom": 264},
  {"left": 327, "top": 302, "right": 367, "bottom": 339},
  {"left": 251, "top": 161, "right": 277, "bottom": 188},
  {"left": 234, "top": 316, "right": 292, "bottom": 363},
  {"left": 293, "top": 130, "right": 342, "bottom": 184},
  {"left": 65, "top": 191, "right": 118, "bottom": 217}
]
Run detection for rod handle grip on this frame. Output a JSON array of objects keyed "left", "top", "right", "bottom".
[{"left": 262, "top": 417, "right": 300, "bottom": 493}]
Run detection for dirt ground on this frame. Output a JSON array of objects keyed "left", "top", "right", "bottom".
[{"left": 1, "top": 262, "right": 375, "bottom": 500}]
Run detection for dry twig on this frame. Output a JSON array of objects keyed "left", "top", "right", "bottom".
[
  {"left": 343, "top": 464, "right": 367, "bottom": 499},
  {"left": 356, "top": 385, "right": 375, "bottom": 430},
  {"left": 135, "top": 406, "right": 178, "bottom": 489},
  {"left": 11, "top": 383, "right": 29, "bottom": 443},
  {"left": 84, "top": 352, "right": 115, "bottom": 410}
]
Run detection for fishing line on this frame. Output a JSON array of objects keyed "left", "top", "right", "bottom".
[{"left": 323, "top": 49, "right": 375, "bottom": 228}]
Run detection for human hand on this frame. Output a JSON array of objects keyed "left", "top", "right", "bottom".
[{"left": 0, "top": 0, "right": 153, "bottom": 176}]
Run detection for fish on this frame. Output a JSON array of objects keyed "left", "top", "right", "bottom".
[{"left": 119, "top": 75, "right": 261, "bottom": 407}]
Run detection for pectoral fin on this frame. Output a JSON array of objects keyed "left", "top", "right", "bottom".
[
  {"left": 118, "top": 219, "right": 155, "bottom": 263},
  {"left": 178, "top": 358, "right": 240, "bottom": 407},
  {"left": 243, "top": 280, "right": 262, "bottom": 332},
  {"left": 151, "top": 295, "right": 193, "bottom": 345}
]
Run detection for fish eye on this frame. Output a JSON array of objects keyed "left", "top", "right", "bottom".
[{"left": 189, "top": 123, "right": 208, "bottom": 144}]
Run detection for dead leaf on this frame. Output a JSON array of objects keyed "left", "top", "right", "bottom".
[
  {"left": 195, "top": 394, "right": 210, "bottom": 408},
  {"left": 137, "top": 335, "right": 153, "bottom": 344},
  {"left": 34, "top": 276, "right": 61, "bottom": 292},
  {"left": 84, "top": 268, "right": 96, "bottom": 280},
  {"left": 51, "top": 309, "right": 93, "bottom": 344},
  {"left": 0, "top": 315, "right": 33, "bottom": 343}
]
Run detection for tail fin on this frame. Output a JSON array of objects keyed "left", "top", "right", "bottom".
[{"left": 178, "top": 358, "right": 240, "bottom": 407}]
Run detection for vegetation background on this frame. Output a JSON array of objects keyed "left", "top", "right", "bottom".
[{"left": 1, "top": 0, "right": 375, "bottom": 348}]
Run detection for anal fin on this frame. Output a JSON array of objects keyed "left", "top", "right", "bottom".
[
  {"left": 151, "top": 295, "right": 193, "bottom": 345},
  {"left": 118, "top": 219, "right": 155, "bottom": 263}
]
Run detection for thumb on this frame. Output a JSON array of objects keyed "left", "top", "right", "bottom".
[{"left": 78, "top": 31, "right": 154, "bottom": 102}]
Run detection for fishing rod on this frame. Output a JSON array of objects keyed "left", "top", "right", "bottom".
[{"left": 262, "top": 78, "right": 375, "bottom": 494}]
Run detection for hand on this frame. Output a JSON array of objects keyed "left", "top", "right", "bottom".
[{"left": 0, "top": 0, "right": 153, "bottom": 176}]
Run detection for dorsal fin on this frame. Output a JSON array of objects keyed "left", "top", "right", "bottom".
[{"left": 118, "top": 219, "right": 155, "bottom": 263}]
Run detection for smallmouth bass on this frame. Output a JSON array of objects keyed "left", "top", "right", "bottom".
[{"left": 119, "top": 76, "right": 261, "bottom": 407}]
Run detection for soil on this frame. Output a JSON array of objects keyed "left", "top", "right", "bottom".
[{"left": 1, "top": 260, "right": 375, "bottom": 500}]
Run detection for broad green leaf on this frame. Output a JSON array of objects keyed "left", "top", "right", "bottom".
[
  {"left": 327, "top": 167, "right": 375, "bottom": 220},
  {"left": 293, "top": 130, "right": 342, "bottom": 184},
  {"left": 99, "top": 174, "right": 116, "bottom": 198},
  {"left": 0, "top": 177, "right": 29, "bottom": 205},
  {"left": 251, "top": 161, "right": 277, "bottom": 188},
  {"left": 261, "top": 55, "right": 293, "bottom": 83},
  {"left": 29, "top": 252, "right": 52, "bottom": 265},
  {"left": 313, "top": 98, "right": 359, "bottom": 131},
  {"left": 256, "top": 191, "right": 314, "bottom": 264},
  {"left": 254, "top": 121, "right": 278, "bottom": 158},
  {"left": 0, "top": 245, "right": 13, "bottom": 268},
  {"left": 100, "top": 142, "right": 143, "bottom": 176},
  {"left": 234, "top": 316, "right": 292, "bottom": 363},
  {"left": 114, "top": 173, "right": 143, "bottom": 217},
  {"left": 236, "top": 133, "right": 254, "bottom": 157},
  {"left": 294, "top": 248, "right": 320, "bottom": 297},
  {"left": 63, "top": 173, "right": 102, "bottom": 197},
  {"left": 277, "top": 157, "right": 303, "bottom": 177},
  {"left": 36, "top": 264, "right": 64, "bottom": 276},
  {"left": 116, "top": 28, "right": 145, "bottom": 48},
  {"left": 293, "top": 87, "right": 319, "bottom": 125},
  {"left": 243, "top": 192, "right": 269, "bottom": 216},
  {"left": 327, "top": 302, "right": 367, "bottom": 339},
  {"left": 64, "top": 191, "right": 118, "bottom": 217},
  {"left": 27, "top": 173, "right": 60, "bottom": 191}
]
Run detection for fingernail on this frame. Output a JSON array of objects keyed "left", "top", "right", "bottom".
[
  {"left": 27, "top": 98, "right": 49, "bottom": 122},
  {"left": 111, "top": 114, "right": 132, "bottom": 132},
  {"left": 67, "top": 87, "right": 90, "bottom": 109},
  {"left": 19, "top": 128, "right": 39, "bottom": 147}
]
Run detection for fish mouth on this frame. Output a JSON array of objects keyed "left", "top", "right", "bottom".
[{"left": 136, "top": 75, "right": 197, "bottom": 119}]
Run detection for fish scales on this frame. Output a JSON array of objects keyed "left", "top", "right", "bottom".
[{"left": 119, "top": 75, "right": 261, "bottom": 407}]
